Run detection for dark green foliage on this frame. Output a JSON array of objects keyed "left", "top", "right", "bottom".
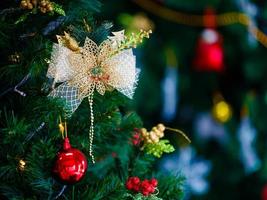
[{"left": 0, "top": 1, "right": 183, "bottom": 199}]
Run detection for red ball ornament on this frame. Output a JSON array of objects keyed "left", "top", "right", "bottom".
[
  {"left": 193, "top": 28, "right": 224, "bottom": 72},
  {"left": 261, "top": 184, "right": 267, "bottom": 200},
  {"left": 52, "top": 137, "right": 88, "bottom": 184}
]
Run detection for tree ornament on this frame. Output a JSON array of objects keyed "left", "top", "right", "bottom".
[
  {"left": 47, "top": 30, "right": 151, "bottom": 163},
  {"left": 237, "top": 106, "right": 261, "bottom": 174},
  {"left": 125, "top": 177, "right": 159, "bottom": 197},
  {"left": 261, "top": 184, "right": 267, "bottom": 200},
  {"left": 52, "top": 119, "right": 87, "bottom": 184},
  {"left": 137, "top": 124, "right": 190, "bottom": 158},
  {"left": 161, "top": 47, "right": 179, "bottom": 122},
  {"left": 131, "top": 130, "right": 142, "bottom": 146},
  {"left": 56, "top": 32, "right": 80, "bottom": 52},
  {"left": 52, "top": 137, "right": 88, "bottom": 184},
  {"left": 126, "top": 177, "right": 141, "bottom": 192},
  {"left": 20, "top": 0, "right": 53, "bottom": 13},
  {"left": 211, "top": 92, "right": 232, "bottom": 123},
  {"left": 193, "top": 28, "right": 224, "bottom": 72},
  {"left": 159, "top": 146, "right": 211, "bottom": 195},
  {"left": 193, "top": 8, "right": 224, "bottom": 72}
]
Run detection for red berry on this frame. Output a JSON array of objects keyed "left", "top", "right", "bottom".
[
  {"left": 126, "top": 177, "right": 141, "bottom": 192},
  {"left": 140, "top": 179, "right": 153, "bottom": 195},
  {"left": 150, "top": 178, "right": 158, "bottom": 187},
  {"left": 132, "top": 184, "right": 140, "bottom": 192},
  {"left": 142, "top": 190, "right": 150, "bottom": 196},
  {"left": 131, "top": 133, "right": 141, "bottom": 146},
  {"left": 126, "top": 181, "right": 133, "bottom": 190},
  {"left": 131, "top": 177, "right": 140, "bottom": 184}
]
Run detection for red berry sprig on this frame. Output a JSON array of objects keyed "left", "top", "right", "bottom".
[{"left": 126, "top": 177, "right": 158, "bottom": 196}]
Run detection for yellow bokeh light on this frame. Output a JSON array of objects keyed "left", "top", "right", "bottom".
[{"left": 212, "top": 101, "right": 232, "bottom": 123}]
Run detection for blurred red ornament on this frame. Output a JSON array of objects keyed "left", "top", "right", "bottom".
[
  {"left": 193, "top": 28, "right": 224, "bottom": 72},
  {"left": 261, "top": 184, "right": 267, "bottom": 200},
  {"left": 52, "top": 137, "right": 88, "bottom": 184}
]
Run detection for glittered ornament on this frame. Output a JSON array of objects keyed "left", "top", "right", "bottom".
[
  {"left": 193, "top": 28, "right": 224, "bottom": 72},
  {"left": 52, "top": 137, "right": 88, "bottom": 184}
]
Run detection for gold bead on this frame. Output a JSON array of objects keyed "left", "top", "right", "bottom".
[
  {"left": 149, "top": 132, "right": 159, "bottom": 143},
  {"left": 47, "top": 5, "right": 53, "bottom": 12},
  {"left": 146, "top": 138, "right": 153, "bottom": 143},
  {"left": 153, "top": 129, "right": 163, "bottom": 138},
  {"left": 20, "top": 1, "right": 27, "bottom": 8},
  {"left": 157, "top": 123, "right": 165, "bottom": 132},
  {"left": 40, "top": 7, "right": 46, "bottom": 13},
  {"left": 40, "top": 0, "right": 46, "bottom": 6}
]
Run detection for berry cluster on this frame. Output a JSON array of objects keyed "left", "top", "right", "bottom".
[
  {"left": 140, "top": 123, "right": 165, "bottom": 144},
  {"left": 20, "top": 0, "right": 53, "bottom": 13},
  {"left": 126, "top": 177, "right": 158, "bottom": 196}
]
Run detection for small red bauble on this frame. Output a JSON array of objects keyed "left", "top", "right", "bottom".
[
  {"left": 193, "top": 28, "right": 224, "bottom": 72},
  {"left": 52, "top": 137, "right": 88, "bottom": 184},
  {"left": 261, "top": 184, "right": 267, "bottom": 200}
]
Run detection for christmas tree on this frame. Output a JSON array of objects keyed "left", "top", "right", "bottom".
[
  {"left": 0, "top": 1, "right": 184, "bottom": 199},
  {"left": 100, "top": 0, "right": 267, "bottom": 200}
]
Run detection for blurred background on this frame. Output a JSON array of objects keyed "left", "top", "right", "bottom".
[{"left": 99, "top": 0, "right": 267, "bottom": 199}]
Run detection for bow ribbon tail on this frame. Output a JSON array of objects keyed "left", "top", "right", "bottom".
[{"left": 88, "top": 83, "right": 96, "bottom": 163}]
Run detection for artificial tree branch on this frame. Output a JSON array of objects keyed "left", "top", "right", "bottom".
[{"left": 0, "top": 73, "right": 30, "bottom": 98}]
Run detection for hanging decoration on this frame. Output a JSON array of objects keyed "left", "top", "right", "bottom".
[
  {"left": 211, "top": 92, "right": 232, "bottom": 123},
  {"left": 237, "top": 106, "right": 261, "bottom": 174},
  {"left": 194, "top": 112, "right": 228, "bottom": 145},
  {"left": 193, "top": 8, "right": 224, "bottom": 72},
  {"left": 52, "top": 119, "right": 88, "bottom": 184},
  {"left": 132, "top": 123, "right": 190, "bottom": 158},
  {"left": 20, "top": 0, "right": 53, "bottom": 13},
  {"left": 161, "top": 47, "right": 178, "bottom": 122},
  {"left": 47, "top": 30, "right": 151, "bottom": 163},
  {"left": 261, "top": 184, "right": 267, "bottom": 200},
  {"left": 159, "top": 146, "right": 212, "bottom": 196},
  {"left": 193, "top": 28, "right": 224, "bottom": 72}
]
